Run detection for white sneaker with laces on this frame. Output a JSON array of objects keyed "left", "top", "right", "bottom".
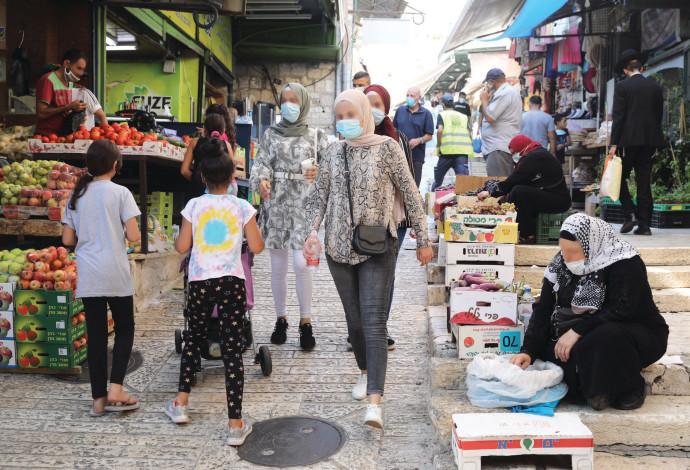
[
  {"left": 227, "top": 420, "right": 253, "bottom": 446},
  {"left": 364, "top": 404, "right": 383, "bottom": 428},
  {"left": 351, "top": 373, "right": 367, "bottom": 400}
]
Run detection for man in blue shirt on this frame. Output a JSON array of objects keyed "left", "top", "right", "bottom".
[{"left": 393, "top": 86, "right": 435, "bottom": 187}]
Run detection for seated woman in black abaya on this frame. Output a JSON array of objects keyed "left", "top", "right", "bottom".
[
  {"left": 478, "top": 135, "right": 571, "bottom": 244},
  {"left": 510, "top": 213, "right": 668, "bottom": 410}
]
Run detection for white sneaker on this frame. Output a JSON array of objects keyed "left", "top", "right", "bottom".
[
  {"left": 227, "top": 420, "right": 253, "bottom": 446},
  {"left": 165, "top": 398, "right": 189, "bottom": 424},
  {"left": 364, "top": 404, "right": 383, "bottom": 428},
  {"left": 351, "top": 373, "right": 367, "bottom": 400}
]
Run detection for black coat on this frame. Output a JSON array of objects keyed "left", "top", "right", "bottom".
[
  {"left": 610, "top": 74, "right": 664, "bottom": 149},
  {"left": 490, "top": 148, "right": 568, "bottom": 198}
]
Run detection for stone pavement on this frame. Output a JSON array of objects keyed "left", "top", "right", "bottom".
[{"left": 0, "top": 242, "right": 442, "bottom": 469}]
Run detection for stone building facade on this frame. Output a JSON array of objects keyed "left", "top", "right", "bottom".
[{"left": 233, "top": 61, "right": 338, "bottom": 135}]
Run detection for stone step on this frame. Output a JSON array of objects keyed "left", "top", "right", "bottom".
[
  {"left": 515, "top": 245, "right": 690, "bottom": 267},
  {"left": 430, "top": 390, "right": 690, "bottom": 451},
  {"left": 514, "top": 265, "right": 690, "bottom": 290}
]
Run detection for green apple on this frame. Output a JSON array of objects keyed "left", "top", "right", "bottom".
[
  {"left": 1, "top": 165, "right": 10, "bottom": 174},
  {"left": 0, "top": 261, "right": 8, "bottom": 273},
  {"left": 10, "top": 248, "right": 22, "bottom": 256},
  {"left": 0, "top": 274, "right": 8, "bottom": 283},
  {"left": 8, "top": 262, "right": 22, "bottom": 275},
  {"left": 2, "top": 253, "right": 14, "bottom": 262},
  {"left": 9, "top": 197, "right": 18, "bottom": 205},
  {"left": 8, "top": 275, "right": 19, "bottom": 284}
]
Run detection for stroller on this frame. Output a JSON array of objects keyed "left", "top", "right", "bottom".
[{"left": 174, "top": 241, "right": 272, "bottom": 385}]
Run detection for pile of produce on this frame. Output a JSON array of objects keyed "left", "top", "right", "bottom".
[
  {"left": 36, "top": 123, "right": 190, "bottom": 148},
  {"left": 0, "top": 161, "right": 84, "bottom": 207},
  {"left": 452, "top": 275, "right": 529, "bottom": 296},
  {"left": 16, "top": 246, "right": 77, "bottom": 291},
  {"left": 0, "top": 125, "right": 32, "bottom": 160},
  {"left": 457, "top": 201, "right": 516, "bottom": 215},
  {"left": 464, "top": 178, "right": 501, "bottom": 196}
]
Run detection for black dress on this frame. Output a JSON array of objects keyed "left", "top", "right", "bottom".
[
  {"left": 521, "top": 256, "right": 669, "bottom": 398},
  {"left": 489, "top": 147, "right": 571, "bottom": 237},
  {"left": 186, "top": 137, "right": 211, "bottom": 202}
]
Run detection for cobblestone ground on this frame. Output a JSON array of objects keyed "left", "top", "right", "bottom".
[{"left": 0, "top": 241, "right": 441, "bottom": 469}]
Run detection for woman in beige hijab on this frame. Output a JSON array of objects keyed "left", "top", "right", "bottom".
[{"left": 304, "top": 89, "right": 432, "bottom": 428}]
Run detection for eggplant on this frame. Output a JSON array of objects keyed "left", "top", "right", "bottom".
[{"left": 477, "top": 282, "right": 500, "bottom": 291}]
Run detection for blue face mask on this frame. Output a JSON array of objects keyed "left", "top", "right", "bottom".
[
  {"left": 406, "top": 97, "right": 416, "bottom": 107},
  {"left": 336, "top": 119, "right": 364, "bottom": 139},
  {"left": 280, "top": 102, "right": 301, "bottom": 123},
  {"left": 458, "top": 98, "right": 466, "bottom": 104},
  {"left": 372, "top": 108, "right": 386, "bottom": 126},
  {"left": 512, "top": 153, "right": 521, "bottom": 163}
]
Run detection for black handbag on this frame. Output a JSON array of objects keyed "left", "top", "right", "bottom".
[
  {"left": 343, "top": 144, "right": 389, "bottom": 256},
  {"left": 550, "top": 306, "right": 585, "bottom": 339}
]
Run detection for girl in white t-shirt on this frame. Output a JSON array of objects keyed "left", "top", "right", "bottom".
[{"left": 165, "top": 136, "right": 264, "bottom": 447}]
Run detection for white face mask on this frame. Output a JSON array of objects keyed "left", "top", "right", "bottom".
[
  {"left": 565, "top": 259, "right": 588, "bottom": 276},
  {"left": 64, "top": 65, "right": 81, "bottom": 83}
]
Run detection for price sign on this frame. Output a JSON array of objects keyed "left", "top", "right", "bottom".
[{"left": 500, "top": 331, "right": 521, "bottom": 352}]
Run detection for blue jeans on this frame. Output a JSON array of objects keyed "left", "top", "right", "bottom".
[
  {"left": 386, "top": 226, "right": 408, "bottom": 321},
  {"left": 432, "top": 156, "right": 468, "bottom": 190},
  {"left": 327, "top": 240, "right": 396, "bottom": 395}
]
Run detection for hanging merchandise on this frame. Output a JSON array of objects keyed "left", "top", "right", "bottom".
[{"left": 466, "top": 354, "right": 569, "bottom": 409}]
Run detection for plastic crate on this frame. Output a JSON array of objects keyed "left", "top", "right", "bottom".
[
  {"left": 653, "top": 202, "right": 690, "bottom": 211},
  {"left": 652, "top": 209, "right": 690, "bottom": 228},
  {"left": 536, "top": 211, "right": 576, "bottom": 245},
  {"left": 600, "top": 203, "right": 626, "bottom": 224}
]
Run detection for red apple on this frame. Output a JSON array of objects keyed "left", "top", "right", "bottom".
[
  {"left": 38, "top": 252, "right": 54, "bottom": 263},
  {"left": 64, "top": 266, "right": 76, "bottom": 274},
  {"left": 42, "top": 281, "right": 54, "bottom": 290},
  {"left": 46, "top": 180, "right": 58, "bottom": 190},
  {"left": 30, "top": 188, "right": 42, "bottom": 198},
  {"left": 44, "top": 271, "right": 54, "bottom": 282},
  {"left": 50, "top": 260, "right": 62, "bottom": 270},
  {"left": 57, "top": 181, "right": 67, "bottom": 190},
  {"left": 58, "top": 172, "right": 71, "bottom": 182},
  {"left": 53, "top": 164, "right": 63, "bottom": 171},
  {"left": 58, "top": 200, "right": 67, "bottom": 207},
  {"left": 20, "top": 188, "right": 31, "bottom": 198},
  {"left": 19, "top": 198, "right": 29, "bottom": 206},
  {"left": 46, "top": 198, "right": 58, "bottom": 208},
  {"left": 33, "top": 261, "right": 48, "bottom": 273},
  {"left": 42, "top": 190, "right": 52, "bottom": 201},
  {"left": 55, "top": 281, "right": 70, "bottom": 291},
  {"left": 50, "top": 170, "right": 61, "bottom": 180},
  {"left": 21, "top": 269, "right": 33, "bottom": 280},
  {"left": 60, "top": 164, "right": 72, "bottom": 173},
  {"left": 64, "top": 272, "right": 76, "bottom": 283},
  {"left": 73, "top": 340, "right": 80, "bottom": 350},
  {"left": 29, "top": 280, "right": 42, "bottom": 290},
  {"left": 53, "top": 270, "right": 66, "bottom": 282},
  {"left": 66, "top": 182, "right": 75, "bottom": 190},
  {"left": 26, "top": 252, "right": 39, "bottom": 263},
  {"left": 18, "top": 279, "right": 30, "bottom": 290},
  {"left": 32, "top": 271, "right": 46, "bottom": 282},
  {"left": 57, "top": 247, "right": 68, "bottom": 255},
  {"left": 28, "top": 197, "right": 40, "bottom": 207}
]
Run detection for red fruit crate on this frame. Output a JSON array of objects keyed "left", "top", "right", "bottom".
[{"left": 0, "top": 205, "right": 65, "bottom": 221}]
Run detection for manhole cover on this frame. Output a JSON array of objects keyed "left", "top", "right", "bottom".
[
  {"left": 51, "top": 349, "right": 144, "bottom": 383},
  {"left": 237, "top": 416, "right": 347, "bottom": 467}
]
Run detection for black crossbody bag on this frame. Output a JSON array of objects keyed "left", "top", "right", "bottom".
[{"left": 343, "top": 144, "right": 389, "bottom": 256}]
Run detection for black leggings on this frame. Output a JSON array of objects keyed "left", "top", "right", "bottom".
[
  {"left": 82, "top": 296, "right": 135, "bottom": 399},
  {"left": 180, "top": 276, "right": 246, "bottom": 419}
]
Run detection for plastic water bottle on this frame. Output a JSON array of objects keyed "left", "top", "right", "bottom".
[
  {"left": 518, "top": 286, "right": 535, "bottom": 330},
  {"left": 305, "top": 230, "right": 321, "bottom": 272}
]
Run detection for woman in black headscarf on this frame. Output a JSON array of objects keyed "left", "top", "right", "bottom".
[{"left": 511, "top": 213, "right": 668, "bottom": 411}]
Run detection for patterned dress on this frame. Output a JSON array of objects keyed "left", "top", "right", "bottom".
[
  {"left": 306, "top": 139, "right": 429, "bottom": 265},
  {"left": 250, "top": 127, "right": 329, "bottom": 250}
]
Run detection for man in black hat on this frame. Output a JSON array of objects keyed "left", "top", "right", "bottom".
[{"left": 609, "top": 49, "right": 664, "bottom": 236}]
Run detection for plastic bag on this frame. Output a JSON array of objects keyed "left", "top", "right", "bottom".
[
  {"left": 466, "top": 354, "right": 568, "bottom": 408},
  {"left": 473, "top": 137, "right": 483, "bottom": 154},
  {"left": 600, "top": 154, "right": 622, "bottom": 202}
]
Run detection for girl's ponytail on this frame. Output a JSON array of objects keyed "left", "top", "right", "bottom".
[{"left": 68, "top": 172, "right": 94, "bottom": 210}]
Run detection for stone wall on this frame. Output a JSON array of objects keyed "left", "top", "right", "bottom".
[{"left": 233, "top": 60, "right": 337, "bottom": 135}]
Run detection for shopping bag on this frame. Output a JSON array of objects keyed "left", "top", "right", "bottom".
[
  {"left": 473, "top": 137, "right": 483, "bottom": 154},
  {"left": 600, "top": 154, "right": 623, "bottom": 202},
  {"left": 466, "top": 354, "right": 568, "bottom": 408}
]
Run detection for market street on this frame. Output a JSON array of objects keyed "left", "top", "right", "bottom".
[{"left": 0, "top": 241, "right": 442, "bottom": 469}]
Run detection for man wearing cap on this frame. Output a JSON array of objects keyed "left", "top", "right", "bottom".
[
  {"left": 393, "top": 86, "right": 435, "bottom": 187},
  {"left": 433, "top": 93, "right": 472, "bottom": 190},
  {"left": 609, "top": 49, "right": 664, "bottom": 236},
  {"left": 479, "top": 68, "right": 522, "bottom": 177}
]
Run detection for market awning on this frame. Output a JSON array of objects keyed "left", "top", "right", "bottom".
[
  {"left": 479, "top": 0, "right": 567, "bottom": 42},
  {"left": 440, "top": 0, "right": 523, "bottom": 55},
  {"left": 425, "top": 51, "right": 472, "bottom": 94}
]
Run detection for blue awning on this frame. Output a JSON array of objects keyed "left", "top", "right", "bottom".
[{"left": 481, "top": 0, "right": 568, "bottom": 41}]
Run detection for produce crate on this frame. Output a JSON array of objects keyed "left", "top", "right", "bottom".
[
  {"left": 16, "top": 341, "right": 87, "bottom": 369},
  {"left": 0, "top": 205, "right": 64, "bottom": 221},
  {"left": 652, "top": 207, "right": 690, "bottom": 228},
  {"left": 536, "top": 211, "right": 576, "bottom": 245}
]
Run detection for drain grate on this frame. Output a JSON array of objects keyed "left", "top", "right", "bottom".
[
  {"left": 237, "top": 416, "right": 347, "bottom": 467},
  {"left": 51, "top": 349, "right": 144, "bottom": 383}
]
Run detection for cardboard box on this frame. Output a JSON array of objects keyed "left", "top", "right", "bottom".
[
  {"left": 0, "top": 339, "right": 16, "bottom": 368},
  {"left": 446, "top": 243, "right": 515, "bottom": 266},
  {"left": 16, "top": 341, "right": 87, "bottom": 369},
  {"left": 0, "top": 282, "right": 14, "bottom": 312},
  {"left": 434, "top": 193, "right": 456, "bottom": 219},
  {"left": 452, "top": 323, "right": 524, "bottom": 358},
  {"left": 14, "top": 290, "right": 84, "bottom": 318},
  {"left": 444, "top": 209, "right": 517, "bottom": 227},
  {"left": 14, "top": 314, "right": 86, "bottom": 343},
  {"left": 445, "top": 221, "right": 518, "bottom": 244},
  {"left": 0, "top": 311, "right": 14, "bottom": 339},
  {"left": 445, "top": 265, "right": 515, "bottom": 287},
  {"left": 450, "top": 288, "right": 518, "bottom": 325},
  {"left": 455, "top": 175, "right": 506, "bottom": 195}
]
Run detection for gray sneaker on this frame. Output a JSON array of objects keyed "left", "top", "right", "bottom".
[
  {"left": 227, "top": 420, "right": 253, "bottom": 446},
  {"left": 165, "top": 398, "right": 189, "bottom": 424}
]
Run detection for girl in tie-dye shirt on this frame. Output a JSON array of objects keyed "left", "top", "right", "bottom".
[{"left": 166, "top": 136, "right": 264, "bottom": 447}]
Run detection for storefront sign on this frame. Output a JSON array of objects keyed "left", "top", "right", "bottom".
[
  {"left": 161, "top": 10, "right": 196, "bottom": 39},
  {"left": 198, "top": 16, "right": 232, "bottom": 69}
]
